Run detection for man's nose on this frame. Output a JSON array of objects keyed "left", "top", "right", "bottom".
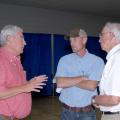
[{"left": 23, "top": 40, "right": 26, "bottom": 45}]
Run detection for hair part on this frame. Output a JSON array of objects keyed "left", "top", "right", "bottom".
[{"left": 0, "top": 25, "right": 23, "bottom": 47}]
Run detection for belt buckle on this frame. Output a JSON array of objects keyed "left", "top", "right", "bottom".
[
  {"left": 75, "top": 105, "right": 93, "bottom": 113},
  {"left": 75, "top": 107, "right": 82, "bottom": 112},
  {"left": 62, "top": 103, "right": 93, "bottom": 113}
]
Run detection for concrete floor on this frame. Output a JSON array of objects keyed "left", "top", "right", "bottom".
[{"left": 26, "top": 96, "right": 101, "bottom": 120}]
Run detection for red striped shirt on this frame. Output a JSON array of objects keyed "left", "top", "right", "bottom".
[{"left": 0, "top": 47, "right": 31, "bottom": 119}]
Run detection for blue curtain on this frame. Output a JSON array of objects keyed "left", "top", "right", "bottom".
[
  {"left": 53, "top": 34, "right": 72, "bottom": 75},
  {"left": 87, "top": 37, "right": 106, "bottom": 62},
  {"left": 21, "top": 33, "right": 52, "bottom": 96},
  {"left": 21, "top": 33, "right": 106, "bottom": 96}
]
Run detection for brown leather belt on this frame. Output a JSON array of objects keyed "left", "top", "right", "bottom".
[
  {"left": 62, "top": 103, "right": 94, "bottom": 112},
  {"left": 0, "top": 114, "right": 19, "bottom": 120}
]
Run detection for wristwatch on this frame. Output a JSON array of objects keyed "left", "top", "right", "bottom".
[{"left": 92, "top": 96, "right": 100, "bottom": 108}]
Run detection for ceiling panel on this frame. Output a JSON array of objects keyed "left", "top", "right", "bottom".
[{"left": 0, "top": 0, "right": 119, "bottom": 18}]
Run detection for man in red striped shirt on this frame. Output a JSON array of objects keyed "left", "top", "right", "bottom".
[{"left": 0, "top": 25, "right": 48, "bottom": 120}]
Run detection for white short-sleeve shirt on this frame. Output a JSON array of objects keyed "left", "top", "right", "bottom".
[{"left": 100, "top": 44, "right": 120, "bottom": 112}]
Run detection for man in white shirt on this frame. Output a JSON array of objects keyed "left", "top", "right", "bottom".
[{"left": 92, "top": 22, "right": 120, "bottom": 120}]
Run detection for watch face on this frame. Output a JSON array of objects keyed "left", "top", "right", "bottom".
[{"left": 92, "top": 98, "right": 95, "bottom": 104}]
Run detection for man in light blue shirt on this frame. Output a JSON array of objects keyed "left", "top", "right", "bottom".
[{"left": 55, "top": 28, "right": 104, "bottom": 120}]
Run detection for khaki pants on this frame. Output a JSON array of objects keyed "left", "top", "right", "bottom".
[{"left": 101, "top": 114, "right": 120, "bottom": 120}]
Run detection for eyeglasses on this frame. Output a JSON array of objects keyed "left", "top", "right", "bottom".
[{"left": 99, "top": 32, "right": 112, "bottom": 37}]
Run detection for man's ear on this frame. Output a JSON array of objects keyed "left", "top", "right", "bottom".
[
  {"left": 110, "top": 33, "right": 118, "bottom": 44},
  {"left": 6, "top": 35, "right": 12, "bottom": 45}
]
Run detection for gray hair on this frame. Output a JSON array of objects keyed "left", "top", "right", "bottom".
[
  {"left": 104, "top": 22, "right": 120, "bottom": 42},
  {"left": 0, "top": 25, "right": 23, "bottom": 46}
]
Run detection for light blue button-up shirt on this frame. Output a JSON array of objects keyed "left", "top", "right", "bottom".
[{"left": 55, "top": 51, "right": 104, "bottom": 107}]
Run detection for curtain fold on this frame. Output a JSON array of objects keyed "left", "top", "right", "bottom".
[{"left": 22, "top": 33, "right": 52, "bottom": 96}]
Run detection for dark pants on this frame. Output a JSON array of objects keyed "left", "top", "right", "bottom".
[{"left": 61, "top": 107, "right": 96, "bottom": 120}]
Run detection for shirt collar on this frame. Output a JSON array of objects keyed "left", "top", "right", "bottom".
[
  {"left": 106, "top": 44, "right": 120, "bottom": 60},
  {"left": 75, "top": 49, "right": 88, "bottom": 57},
  {"left": 0, "top": 47, "right": 20, "bottom": 62}
]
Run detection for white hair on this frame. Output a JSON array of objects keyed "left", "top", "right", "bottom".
[
  {"left": 105, "top": 22, "right": 120, "bottom": 42},
  {"left": 0, "top": 25, "right": 23, "bottom": 46}
]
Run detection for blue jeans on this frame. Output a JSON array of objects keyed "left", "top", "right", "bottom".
[{"left": 61, "top": 107, "right": 96, "bottom": 120}]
